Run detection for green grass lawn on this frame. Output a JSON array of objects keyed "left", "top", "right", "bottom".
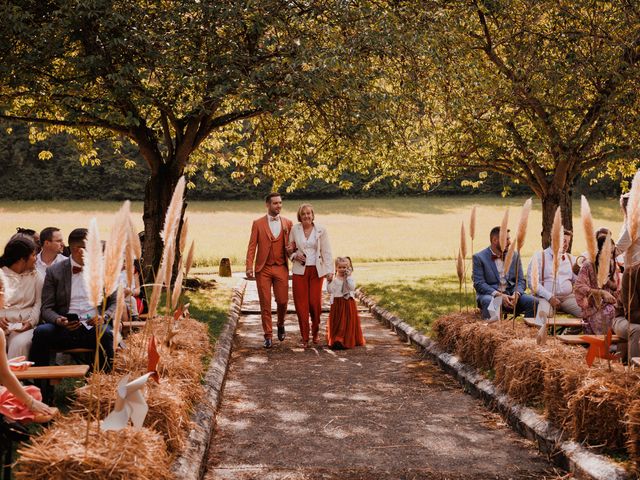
[{"left": 0, "top": 196, "right": 625, "bottom": 267}]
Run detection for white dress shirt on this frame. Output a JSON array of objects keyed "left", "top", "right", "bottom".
[
  {"left": 68, "top": 257, "right": 97, "bottom": 322},
  {"left": 35, "top": 252, "right": 66, "bottom": 279},
  {"left": 527, "top": 248, "right": 576, "bottom": 300},
  {"left": 300, "top": 227, "right": 318, "bottom": 266},
  {"left": 268, "top": 215, "right": 282, "bottom": 238},
  {"left": 616, "top": 221, "right": 640, "bottom": 268}
]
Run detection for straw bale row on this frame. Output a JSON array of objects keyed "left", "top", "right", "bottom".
[
  {"left": 15, "top": 315, "right": 211, "bottom": 478},
  {"left": 433, "top": 311, "right": 640, "bottom": 465}
]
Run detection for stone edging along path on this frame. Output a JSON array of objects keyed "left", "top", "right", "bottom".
[
  {"left": 172, "top": 280, "right": 247, "bottom": 480},
  {"left": 356, "top": 290, "right": 628, "bottom": 480}
]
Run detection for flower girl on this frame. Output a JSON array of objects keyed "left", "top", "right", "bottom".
[{"left": 326, "top": 257, "right": 365, "bottom": 350}]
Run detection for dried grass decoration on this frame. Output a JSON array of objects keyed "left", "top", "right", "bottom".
[
  {"left": 432, "top": 312, "right": 478, "bottom": 354},
  {"left": 14, "top": 414, "right": 172, "bottom": 480},
  {"left": 581, "top": 195, "right": 597, "bottom": 263},
  {"left": 567, "top": 367, "right": 637, "bottom": 450}
]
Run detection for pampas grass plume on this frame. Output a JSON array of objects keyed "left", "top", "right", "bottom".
[
  {"left": 456, "top": 249, "right": 464, "bottom": 285},
  {"left": 129, "top": 216, "right": 142, "bottom": 260},
  {"left": 629, "top": 170, "right": 640, "bottom": 241},
  {"left": 581, "top": 195, "right": 597, "bottom": 263},
  {"left": 84, "top": 218, "right": 104, "bottom": 308},
  {"left": 113, "top": 284, "right": 125, "bottom": 354},
  {"left": 104, "top": 201, "right": 130, "bottom": 296},
  {"left": 469, "top": 206, "right": 477, "bottom": 241},
  {"left": 531, "top": 254, "right": 539, "bottom": 296},
  {"left": 185, "top": 240, "right": 195, "bottom": 276},
  {"left": 460, "top": 222, "right": 467, "bottom": 259},
  {"left": 503, "top": 237, "right": 517, "bottom": 276},
  {"left": 161, "top": 177, "right": 185, "bottom": 248},
  {"left": 163, "top": 239, "right": 175, "bottom": 290},
  {"left": 551, "top": 207, "right": 563, "bottom": 278},
  {"left": 147, "top": 263, "right": 166, "bottom": 321},
  {"left": 516, "top": 198, "right": 532, "bottom": 251},
  {"left": 597, "top": 232, "right": 612, "bottom": 288},
  {"left": 179, "top": 217, "right": 189, "bottom": 256},
  {"left": 499, "top": 208, "right": 509, "bottom": 253},
  {"left": 171, "top": 265, "right": 184, "bottom": 310}
]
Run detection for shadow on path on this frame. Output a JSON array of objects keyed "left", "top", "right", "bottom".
[{"left": 204, "top": 282, "right": 560, "bottom": 480}]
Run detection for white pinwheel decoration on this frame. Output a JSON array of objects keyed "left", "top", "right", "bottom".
[{"left": 100, "top": 372, "right": 155, "bottom": 431}]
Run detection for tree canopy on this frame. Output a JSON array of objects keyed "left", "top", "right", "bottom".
[{"left": 397, "top": 0, "right": 640, "bottom": 245}]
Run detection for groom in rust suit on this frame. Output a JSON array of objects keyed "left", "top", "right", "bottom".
[{"left": 246, "top": 192, "right": 293, "bottom": 348}]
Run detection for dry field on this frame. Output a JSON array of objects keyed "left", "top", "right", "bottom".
[{"left": 0, "top": 196, "right": 624, "bottom": 269}]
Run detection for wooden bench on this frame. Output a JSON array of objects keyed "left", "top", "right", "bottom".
[
  {"left": 558, "top": 334, "right": 622, "bottom": 345},
  {"left": 15, "top": 365, "right": 89, "bottom": 385},
  {"left": 524, "top": 317, "right": 583, "bottom": 328},
  {"left": 122, "top": 320, "right": 146, "bottom": 331}
]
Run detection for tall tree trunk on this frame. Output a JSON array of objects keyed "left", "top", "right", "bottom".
[
  {"left": 540, "top": 182, "right": 573, "bottom": 251},
  {"left": 141, "top": 162, "right": 183, "bottom": 283}
]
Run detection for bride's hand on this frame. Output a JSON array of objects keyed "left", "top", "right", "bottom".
[{"left": 326, "top": 273, "right": 334, "bottom": 282}]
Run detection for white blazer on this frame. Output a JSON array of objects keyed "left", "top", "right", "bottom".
[{"left": 288, "top": 223, "right": 333, "bottom": 277}]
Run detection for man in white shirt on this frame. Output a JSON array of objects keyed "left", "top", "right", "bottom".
[
  {"left": 35, "top": 227, "right": 66, "bottom": 278},
  {"left": 616, "top": 192, "right": 640, "bottom": 269},
  {"left": 30, "top": 228, "right": 115, "bottom": 370},
  {"left": 527, "top": 230, "right": 582, "bottom": 321}
]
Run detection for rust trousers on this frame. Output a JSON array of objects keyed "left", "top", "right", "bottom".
[
  {"left": 255, "top": 264, "right": 289, "bottom": 339},
  {"left": 292, "top": 266, "right": 324, "bottom": 342}
]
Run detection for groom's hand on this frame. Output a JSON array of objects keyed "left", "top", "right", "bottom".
[{"left": 246, "top": 269, "right": 255, "bottom": 279}]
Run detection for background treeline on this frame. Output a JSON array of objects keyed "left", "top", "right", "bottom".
[{"left": 0, "top": 122, "right": 622, "bottom": 200}]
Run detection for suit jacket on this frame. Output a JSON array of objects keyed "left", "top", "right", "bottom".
[
  {"left": 245, "top": 215, "right": 294, "bottom": 274},
  {"left": 288, "top": 223, "right": 334, "bottom": 277},
  {"left": 472, "top": 246, "right": 525, "bottom": 298},
  {"left": 40, "top": 258, "right": 117, "bottom": 324}
]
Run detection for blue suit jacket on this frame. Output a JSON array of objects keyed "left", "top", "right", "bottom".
[{"left": 472, "top": 246, "right": 525, "bottom": 298}]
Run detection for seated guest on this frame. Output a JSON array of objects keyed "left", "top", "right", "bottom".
[
  {"left": 14, "top": 228, "right": 40, "bottom": 252},
  {"left": 612, "top": 263, "right": 640, "bottom": 361},
  {"left": 30, "top": 228, "right": 115, "bottom": 370},
  {"left": 616, "top": 192, "right": 640, "bottom": 270},
  {"left": 574, "top": 231, "right": 620, "bottom": 334},
  {"left": 527, "top": 229, "right": 582, "bottom": 321},
  {"left": 472, "top": 226, "right": 536, "bottom": 320},
  {"left": 0, "top": 237, "right": 43, "bottom": 358},
  {"left": 0, "top": 329, "right": 57, "bottom": 422},
  {"left": 35, "top": 227, "right": 66, "bottom": 279}
]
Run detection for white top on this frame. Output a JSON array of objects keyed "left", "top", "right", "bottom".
[
  {"left": 326, "top": 275, "right": 356, "bottom": 304},
  {"left": 69, "top": 257, "right": 97, "bottom": 322},
  {"left": 0, "top": 266, "right": 43, "bottom": 328},
  {"left": 300, "top": 227, "right": 318, "bottom": 266},
  {"left": 527, "top": 247, "right": 577, "bottom": 300},
  {"left": 268, "top": 215, "right": 282, "bottom": 238},
  {"left": 616, "top": 221, "right": 640, "bottom": 268},
  {"left": 35, "top": 252, "right": 66, "bottom": 279}
]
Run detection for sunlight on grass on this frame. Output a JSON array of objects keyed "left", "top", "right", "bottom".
[
  {"left": 0, "top": 196, "right": 624, "bottom": 267},
  {"left": 361, "top": 274, "right": 476, "bottom": 335}
]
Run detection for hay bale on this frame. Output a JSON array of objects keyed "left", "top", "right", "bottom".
[
  {"left": 14, "top": 414, "right": 171, "bottom": 480},
  {"left": 456, "top": 322, "right": 481, "bottom": 366},
  {"left": 432, "top": 312, "right": 478, "bottom": 353},
  {"left": 626, "top": 395, "right": 640, "bottom": 474},
  {"left": 74, "top": 374, "right": 191, "bottom": 454},
  {"left": 567, "top": 368, "right": 636, "bottom": 450},
  {"left": 494, "top": 338, "right": 547, "bottom": 405},
  {"left": 542, "top": 344, "right": 589, "bottom": 428}
]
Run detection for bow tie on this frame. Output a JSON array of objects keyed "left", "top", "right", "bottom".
[
  {"left": 491, "top": 253, "right": 504, "bottom": 261},
  {"left": 270, "top": 216, "right": 279, "bottom": 222},
  {"left": 72, "top": 266, "right": 83, "bottom": 274}
]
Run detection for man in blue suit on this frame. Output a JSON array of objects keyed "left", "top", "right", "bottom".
[{"left": 472, "top": 226, "right": 537, "bottom": 319}]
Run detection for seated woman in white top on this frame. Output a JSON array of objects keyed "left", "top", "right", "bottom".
[
  {"left": 287, "top": 203, "right": 333, "bottom": 347},
  {"left": 0, "top": 236, "right": 43, "bottom": 358}
]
